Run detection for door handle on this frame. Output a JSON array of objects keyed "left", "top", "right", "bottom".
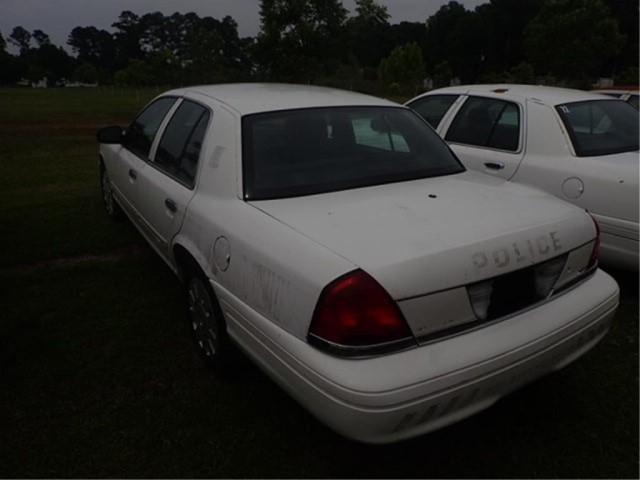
[
  {"left": 164, "top": 198, "right": 177, "bottom": 213},
  {"left": 128, "top": 169, "right": 137, "bottom": 180},
  {"left": 484, "top": 161, "right": 505, "bottom": 170}
]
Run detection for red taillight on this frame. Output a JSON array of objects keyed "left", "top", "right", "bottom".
[
  {"left": 588, "top": 212, "right": 600, "bottom": 268},
  {"left": 309, "top": 269, "right": 413, "bottom": 351}
]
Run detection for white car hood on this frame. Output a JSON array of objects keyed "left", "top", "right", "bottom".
[{"left": 251, "top": 171, "right": 595, "bottom": 299}]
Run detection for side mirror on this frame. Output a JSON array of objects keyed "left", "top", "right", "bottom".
[{"left": 97, "top": 126, "right": 124, "bottom": 144}]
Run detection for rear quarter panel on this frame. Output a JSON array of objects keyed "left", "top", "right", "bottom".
[
  {"left": 179, "top": 196, "right": 355, "bottom": 340},
  {"left": 515, "top": 100, "right": 639, "bottom": 226},
  {"left": 171, "top": 99, "right": 354, "bottom": 340}
]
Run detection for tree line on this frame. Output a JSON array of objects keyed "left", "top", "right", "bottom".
[{"left": 0, "top": 0, "right": 637, "bottom": 94}]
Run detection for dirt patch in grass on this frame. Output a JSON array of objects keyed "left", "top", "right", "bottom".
[
  {"left": 0, "top": 121, "right": 130, "bottom": 135},
  {"left": 5, "top": 182, "right": 89, "bottom": 196},
  {"left": 3, "top": 244, "right": 150, "bottom": 276}
]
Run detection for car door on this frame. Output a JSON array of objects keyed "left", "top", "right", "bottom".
[
  {"left": 441, "top": 95, "right": 526, "bottom": 180},
  {"left": 109, "top": 97, "right": 177, "bottom": 217},
  {"left": 134, "top": 98, "right": 211, "bottom": 259}
]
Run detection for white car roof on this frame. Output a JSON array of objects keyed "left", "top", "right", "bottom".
[
  {"left": 418, "top": 84, "right": 613, "bottom": 106},
  {"left": 165, "top": 83, "right": 400, "bottom": 116},
  {"left": 593, "top": 88, "right": 638, "bottom": 94}
]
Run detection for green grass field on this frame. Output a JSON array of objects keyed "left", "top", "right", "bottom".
[{"left": 0, "top": 87, "right": 638, "bottom": 478}]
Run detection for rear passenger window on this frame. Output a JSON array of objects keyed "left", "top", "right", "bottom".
[
  {"left": 445, "top": 97, "right": 521, "bottom": 151},
  {"left": 488, "top": 103, "right": 520, "bottom": 150},
  {"left": 154, "top": 100, "right": 210, "bottom": 188},
  {"left": 407, "top": 95, "right": 459, "bottom": 128}
]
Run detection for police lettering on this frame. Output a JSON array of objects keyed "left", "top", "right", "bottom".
[{"left": 471, "top": 231, "right": 562, "bottom": 269}]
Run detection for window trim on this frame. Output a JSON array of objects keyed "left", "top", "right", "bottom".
[
  {"left": 147, "top": 98, "right": 212, "bottom": 190},
  {"left": 444, "top": 95, "right": 524, "bottom": 154},
  {"left": 123, "top": 96, "right": 179, "bottom": 161},
  {"left": 241, "top": 105, "right": 466, "bottom": 201},
  {"left": 406, "top": 94, "right": 460, "bottom": 130}
]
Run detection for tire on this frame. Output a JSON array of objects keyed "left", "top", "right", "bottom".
[
  {"left": 100, "top": 163, "right": 123, "bottom": 220},
  {"left": 186, "top": 273, "right": 231, "bottom": 370}
]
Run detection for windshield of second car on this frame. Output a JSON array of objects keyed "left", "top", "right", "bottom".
[
  {"left": 242, "top": 106, "right": 465, "bottom": 200},
  {"left": 556, "top": 100, "right": 639, "bottom": 157}
]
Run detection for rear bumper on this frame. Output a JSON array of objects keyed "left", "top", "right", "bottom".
[{"left": 216, "top": 269, "right": 619, "bottom": 444}]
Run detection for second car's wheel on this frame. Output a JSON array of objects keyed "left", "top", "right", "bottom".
[
  {"left": 187, "top": 274, "right": 230, "bottom": 369},
  {"left": 100, "top": 164, "right": 123, "bottom": 220}
]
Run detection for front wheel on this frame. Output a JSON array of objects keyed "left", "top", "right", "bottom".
[{"left": 100, "top": 164, "right": 123, "bottom": 220}]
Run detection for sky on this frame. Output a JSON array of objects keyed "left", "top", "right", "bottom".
[{"left": 0, "top": 0, "right": 487, "bottom": 52}]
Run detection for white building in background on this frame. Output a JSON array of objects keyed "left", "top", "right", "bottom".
[
  {"left": 15, "top": 77, "right": 98, "bottom": 88},
  {"left": 16, "top": 77, "right": 47, "bottom": 88},
  {"left": 594, "top": 77, "right": 614, "bottom": 88},
  {"left": 64, "top": 81, "right": 98, "bottom": 88}
]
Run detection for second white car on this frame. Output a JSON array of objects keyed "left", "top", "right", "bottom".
[{"left": 407, "top": 84, "right": 639, "bottom": 270}]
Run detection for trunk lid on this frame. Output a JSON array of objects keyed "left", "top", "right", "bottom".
[{"left": 251, "top": 171, "right": 594, "bottom": 300}]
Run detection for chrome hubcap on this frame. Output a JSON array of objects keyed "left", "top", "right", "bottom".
[
  {"left": 102, "top": 171, "right": 114, "bottom": 214},
  {"left": 188, "top": 278, "right": 218, "bottom": 357}
]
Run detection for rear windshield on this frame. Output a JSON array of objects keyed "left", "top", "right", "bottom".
[
  {"left": 556, "top": 100, "right": 639, "bottom": 157},
  {"left": 242, "top": 107, "right": 464, "bottom": 200}
]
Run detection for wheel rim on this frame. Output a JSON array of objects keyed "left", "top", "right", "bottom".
[
  {"left": 188, "top": 277, "right": 219, "bottom": 358},
  {"left": 101, "top": 170, "right": 115, "bottom": 215}
]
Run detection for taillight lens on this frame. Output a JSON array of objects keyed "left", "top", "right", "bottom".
[
  {"left": 588, "top": 212, "right": 600, "bottom": 269},
  {"left": 308, "top": 269, "right": 414, "bottom": 352}
]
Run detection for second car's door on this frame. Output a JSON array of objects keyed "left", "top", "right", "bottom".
[
  {"left": 440, "top": 94, "right": 526, "bottom": 180},
  {"left": 135, "top": 98, "right": 211, "bottom": 259}
]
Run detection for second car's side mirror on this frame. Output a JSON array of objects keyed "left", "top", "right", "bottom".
[{"left": 97, "top": 126, "right": 124, "bottom": 144}]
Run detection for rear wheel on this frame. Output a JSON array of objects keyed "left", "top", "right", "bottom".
[
  {"left": 186, "top": 273, "right": 230, "bottom": 369},
  {"left": 100, "top": 164, "right": 123, "bottom": 220}
]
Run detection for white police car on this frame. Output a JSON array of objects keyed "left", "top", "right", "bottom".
[{"left": 98, "top": 84, "right": 619, "bottom": 443}]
